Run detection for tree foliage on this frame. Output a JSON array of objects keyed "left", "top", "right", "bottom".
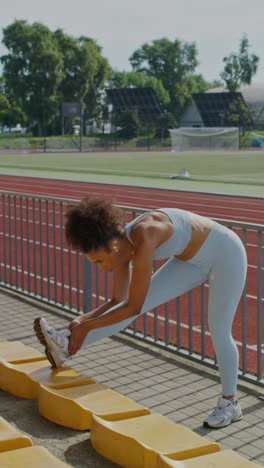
[
  {"left": 220, "top": 35, "right": 259, "bottom": 92},
  {"left": 0, "top": 93, "right": 10, "bottom": 112},
  {"left": 113, "top": 110, "right": 140, "bottom": 139},
  {"left": 1, "top": 20, "right": 63, "bottom": 135},
  {"left": 1, "top": 20, "right": 111, "bottom": 135},
  {"left": 54, "top": 31, "right": 111, "bottom": 118},
  {"left": 0, "top": 76, "right": 27, "bottom": 127},
  {"left": 225, "top": 95, "right": 252, "bottom": 129},
  {"left": 129, "top": 37, "right": 207, "bottom": 120}
]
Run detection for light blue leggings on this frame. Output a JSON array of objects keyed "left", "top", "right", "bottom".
[{"left": 81, "top": 222, "right": 247, "bottom": 396}]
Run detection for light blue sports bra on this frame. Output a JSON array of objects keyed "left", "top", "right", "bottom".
[{"left": 124, "top": 208, "right": 194, "bottom": 260}]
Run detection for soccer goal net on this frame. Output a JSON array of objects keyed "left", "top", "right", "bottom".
[{"left": 169, "top": 127, "right": 239, "bottom": 151}]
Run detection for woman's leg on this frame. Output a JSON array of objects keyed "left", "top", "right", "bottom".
[
  {"left": 207, "top": 230, "right": 247, "bottom": 396},
  {"left": 81, "top": 257, "right": 208, "bottom": 347}
]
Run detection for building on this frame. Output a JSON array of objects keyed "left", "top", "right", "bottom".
[{"left": 180, "top": 83, "right": 264, "bottom": 129}]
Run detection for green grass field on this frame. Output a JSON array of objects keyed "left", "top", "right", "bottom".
[{"left": 0, "top": 150, "right": 263, "bottom": 196}]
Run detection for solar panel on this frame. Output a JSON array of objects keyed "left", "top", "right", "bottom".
[
  {"left": 106, "top": 87, "right": 162, "bottom": 122},
  {"left": 192, "top": 92, "right": 252, "bottom": 127}
]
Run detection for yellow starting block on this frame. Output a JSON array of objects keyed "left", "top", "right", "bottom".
[
  {"left": 90, "top": 413, "right": 220, "bottom": 468},
  {"left": 158, "top": 450, "right": 263, "bottom": 467},
  {"left": 38, "top": 382, "right": 150, "bottom": 430},
  {"left": 0, "top": 341, "right": 46, "bottom": 363},
  {"left": 0, "top": 416, "right": 32, "bottom": 452},
  {"left": 0, "top": 445, "right": 71, "bottom": 467},
  {"left": 0, "top": 359, "right": 96, "bottom": 399}
]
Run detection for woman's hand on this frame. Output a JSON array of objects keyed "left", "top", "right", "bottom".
[
  {"left": 69, "top": 322, "right": 91, "bottom": 356},
  {"left": 68, "top": 317, "right": 82, "bottom": 331}
]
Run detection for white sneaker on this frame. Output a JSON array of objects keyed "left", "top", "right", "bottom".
[
  {"left": 203, "top": 397, "right": 243, "bottom": 428},
  {"left": 34, "top": 317, "right": 70, "bottom": 368}
]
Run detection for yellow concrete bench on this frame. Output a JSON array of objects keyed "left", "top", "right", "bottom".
[
  {"left": 158, "top": 450, "right": 262, "bottom": 467},
  {"left": 0, "top": 416, "right": 32, "bottom": 452},
  {"left": 0, "top": 359, "right": 95, "bottom": 399},
  {"left": 38, "top": 382, "right": 150, "bottom": 430},
  {"left": 0, "top": 341, "right": 46, "bottom": 363},
  {"left": 0, "top": 445, "right": 71, "bottom": 467},
  {"left": 90, "top": 413, "right": 220, "bottom": 468}
]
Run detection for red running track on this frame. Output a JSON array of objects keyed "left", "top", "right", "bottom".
[{"left": 0, "top": 174, "right": 263, "bottom": 223}]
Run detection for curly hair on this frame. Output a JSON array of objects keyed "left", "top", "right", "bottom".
[{"left": 64, "top": 196, "right": 124, "bottom": 253}]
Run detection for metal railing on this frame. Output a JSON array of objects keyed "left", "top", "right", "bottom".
[{"left": 0, "top": 191, "right": 263, "bottom": 387}]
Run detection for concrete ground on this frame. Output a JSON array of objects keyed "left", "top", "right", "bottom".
[{"left": 0, "top": 288, "right": 264, "bottom": 467}]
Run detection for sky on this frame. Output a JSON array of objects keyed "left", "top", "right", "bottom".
[{"left": 0, "top": 0, "right": 263, "bottom": 83}]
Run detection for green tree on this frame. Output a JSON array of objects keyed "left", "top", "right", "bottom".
[
  {"left": 225, "top": 95, "right": 252, "bottom": 130},
  {"left": 129, "top": 38, "right": 206, "bottom": 120},
  {"left": 113, "top": 110, "right": 140, "bottom": 139},
  {"left": 1, "top": 20, "right": 111, "bottom": 136},
  {"left": 0, "top": 92, "right": 10, "bottom": 126},
  {"left": 0, "top": 106, "right": 27, "bottom": 127},
  {"left": 0, "top": 93, "right": 10, "bottom": 112},
  {"left": 220, "top": 35, "right": 259, "bottom": 92},
  {"left": 54, "top": 31, "right": 111, "bottom": 131},
  {"left": 1, "top": 20, "right": 63, "bottom": 136},
  {"left": 0, "top": 75, "right": 27, "bottom": 129}
]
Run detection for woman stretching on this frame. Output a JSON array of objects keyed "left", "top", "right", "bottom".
[{"left": 34, "top": 195, "right": 247, "bottom": 428}]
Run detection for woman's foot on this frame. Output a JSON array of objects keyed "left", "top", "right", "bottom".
[
  {"left": 203, "top": 397, "right": 243, "bottom": 428},
  {"left": 34, "top": 317, "right": 70, "bottom": 368}
]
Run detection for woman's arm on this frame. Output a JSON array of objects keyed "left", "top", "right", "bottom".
[
  {"left": 69, "top": 261, "right": 132, "bottom": 329},
  {"left": 69, "top": 225, "right": 161, "bottom": 355},
  {"left": 68, "top": 300, "right": 119, "bottom": 330},
  {"left": 69, "top": 215, "right": 171, "bottom": 355}
]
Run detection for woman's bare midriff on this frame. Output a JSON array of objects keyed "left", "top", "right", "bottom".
[{"left": 175, "top": 216, "right": 214, "bottom": 261}]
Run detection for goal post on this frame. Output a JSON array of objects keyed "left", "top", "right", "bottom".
[{"left": 169, "top": 127, "right": 240, "bottom": 151}]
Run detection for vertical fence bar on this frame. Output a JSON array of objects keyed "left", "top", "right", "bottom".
[
  {"left": 176, "top": 297, "right": 181, "bottom": 350},
  {"left": 200, "top": 283, "right": 206, "bottom": 360},
  {"left": 76, "top": 252, "right": 80, "bottom": 312},
  {"left": 241, "top": 228, "right": 247, "bottom": 376},
  {"left": 14, "top": 195, "right": 18, "bottom": 289},
  {"left": 2, "top": 194, "right": 7, "bottom": 283},
  {"left": 104, "top": 271, "right": 109, "bottom": 301},
  {"left": 68, "top": 246, "right": 73, "bottom": 311},
  {"left": 59, "top": 202, "right": 65, "bottom": 307},
  {"left": 256, "top": 229, "right": 263, "bottom": 381},
  {"left": 188, "top": 290, "right": 193, "bottom": 355},
  {"left": 83, "top": 256, "right": 93, "bottom": 313},
  {"left": 132, "top": 318, "right": 138, "bottom": 336},
  {"left": 143, "top": 309, "right": 148, "bottom": 338},
  {"left": 8, "top": 195, "right": 12, "bottom": 285},
  {"left": 39, "top": 199, "right": 44, "bottom": 298},
  {"left": 52, "top": 201, "right": 57, "bottom": 303},
  {"left": 45, "top": 200, "right": 50, "bottom": 301},
  {"left": 20, "top": 196, "right": 25, "bottom": 291},
  {"left": 132, "top": 306, "right": 138, "bottom": 335},
  {"left": 153, "top": 307, "right": 159, "bottom": 342},
  {"left": 95, "top": 266, "right": 100, "bottom": 308},
  {"left": 153, "top": 260, "right": 158, "bottom": 342},
  {"left": 165, "top": 302, "right": 169, "bottom": 346},
  {"left": 26, "top": 197, "right": 31, "bottom": 292},
  {"left": 32, "top": 198, "right": 37, "bottom": 295}
]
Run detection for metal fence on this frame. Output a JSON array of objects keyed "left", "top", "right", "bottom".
[
  {"left": 0, "top": 135, "right": 171, "bottom": 153},
  {"left": 0, "top": 191, "right": 263, "bottom": 387}
]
